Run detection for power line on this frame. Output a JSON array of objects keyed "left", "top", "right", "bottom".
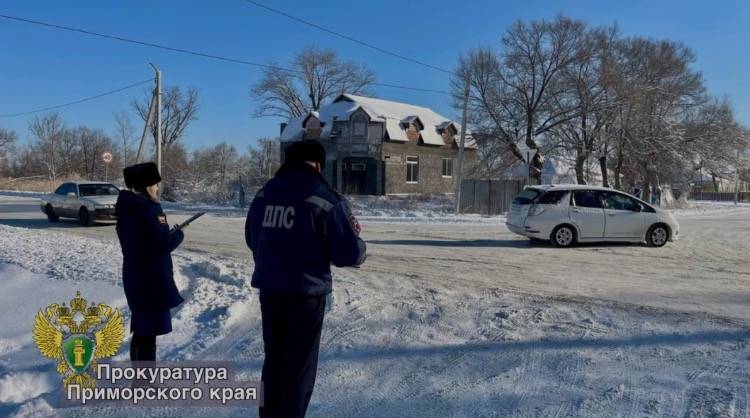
[
  {"left": 0, "top": 14, "right": 282, "bottom": 71},
  {"left": 0, "top": 78, "right": 153, "bottom": 118},
  {"left": 0, "top": 13, "right": 451, "bottom": 95},
  {"left": 243, "top": 0, "right": 457, "bottom": 76},
  {"left": 375, "top": 83, "right": 449, "bottom": 95}
]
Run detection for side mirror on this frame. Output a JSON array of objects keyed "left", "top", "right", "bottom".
[
  {"left": 67, "top": 192, "right": 76, "bottom": 197},
  {"left": 632, "top": 204, "right": 643, "bottom": 213}
]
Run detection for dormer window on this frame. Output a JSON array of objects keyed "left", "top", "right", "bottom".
[
  {"left": 400, "top": 116, "right": 424, "bottom": 131},
  {"left": 303, "top": 112, "right": 324, "bottom": 140},
  {"left": 352, "top": 113, "right": 368, "bottom": 137}
]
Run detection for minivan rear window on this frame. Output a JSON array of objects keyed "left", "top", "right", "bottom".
[
  {"left": 513, "top": 189, "right": 541, "bottom": 205},
  {"left": 535, "top": 190, "right": 568, "bottom": 205}
]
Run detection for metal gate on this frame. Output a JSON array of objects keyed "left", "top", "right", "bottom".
[{"left": 459, "top": 179, "right": 527, "bottom": 215}]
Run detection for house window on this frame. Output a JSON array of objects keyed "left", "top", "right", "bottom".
[
  {"left": 353, "top": 114, "right": 367, "bottom": 136},
  {"left": 406, "top": 156, "right": 419, "bottom": 184},
  {"left": 441, "top": 158, "right": 453, "bottom": 178},
  {"left": 351, "top": 163, "right": 366, "bottom": 171}
]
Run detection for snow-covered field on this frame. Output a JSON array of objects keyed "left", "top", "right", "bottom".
[{"left": 0, "top": 194, "right": 749, "bottom": 417}]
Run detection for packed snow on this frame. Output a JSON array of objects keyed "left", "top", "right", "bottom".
[{"left": 0, "top": 194, "right": 749, "bottom": 417}]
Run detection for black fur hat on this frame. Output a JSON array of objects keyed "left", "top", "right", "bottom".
[
  {"left": 284, "top": 140, "right": 326, "bottom": 170},
  {"left": 123, "top": 162, "right": 161, "bottom": 189}
]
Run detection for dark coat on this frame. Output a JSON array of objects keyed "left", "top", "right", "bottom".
[
  {"left": 245, "top": 162, "right": 367, "bottom": 295},
  {"left": 115, "top": 190, "right": 184, "bottom": 317}
]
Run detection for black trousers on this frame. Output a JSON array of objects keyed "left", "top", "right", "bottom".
[
  {"left": 259, "top": 292, "right": 326, "bottom": 418},
  {"left": 130, "top": 334, "right": 156, "bottom": 361}
]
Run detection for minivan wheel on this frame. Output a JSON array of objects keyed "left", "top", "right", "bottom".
[
  {"left": 46, "top": 204, "right": 59, "bottom": 222},
  {"left": 646, "top": 224, "right": 669, "bottom": 247},
  {"left": 79, "top": 207, "right": 94, "bottom": 227},
  {"left": 551, "top": 225, "right": 576, "bottom": 248}
]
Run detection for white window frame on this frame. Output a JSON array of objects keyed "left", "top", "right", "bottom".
[
  {"left": 406, "top": 156, "right": 419, "bottom": 184},
  {"left": 441, "top": 158, "right": 453, "bottom": 178}
]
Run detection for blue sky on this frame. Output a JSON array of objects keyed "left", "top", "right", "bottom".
[{"left": 1, "top": 0, "right": 748, "bottom": 152}]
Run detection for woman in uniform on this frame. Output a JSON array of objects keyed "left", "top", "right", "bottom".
[{"left": 115, "top": 162, "right": 185, "bottom": 361}]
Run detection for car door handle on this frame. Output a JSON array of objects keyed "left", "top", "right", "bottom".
[
  {"left": 607, "top": 213, "right": 615, "bottom": 216},
  {"left": 571, "top": 209, "right": 581, "bottom": 213}
]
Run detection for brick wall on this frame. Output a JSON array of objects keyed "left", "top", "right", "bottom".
[{"left": 382, "top": 140, "right": 475, "bottom": 194}]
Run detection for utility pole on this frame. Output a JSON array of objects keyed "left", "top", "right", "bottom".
[
  {"left": 734, "top": 148, "right": 741, "bottom": 205},
  {"left": 135, "top": 65, "right": 159, "bottom": 165},
  {"left": 151, "top": 63, "right": 163, "bottom": 176},
  {"left": 454, "top": 76, "right": 470, "bottom": 214}
]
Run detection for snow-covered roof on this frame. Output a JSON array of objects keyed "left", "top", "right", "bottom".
[{"left": 280, "top": 94, "right": 476, "bottom": 148}]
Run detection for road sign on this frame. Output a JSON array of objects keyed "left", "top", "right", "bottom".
[{"left": 102, "top": 152, "right": 113, "bottom": 164}]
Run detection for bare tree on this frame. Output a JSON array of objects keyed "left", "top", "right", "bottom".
[
  {"left": 73, "top": 127, "right": 114, "bottom": 180},
  {"left": 248, "top": 137, "right": 280, "bottom": 185},
  {"left": 133, "top": 86, "right": 199, "bottom": 151},
  {"left": 29, "top": 113, "right": 65, "bottom": 182},
  {"left": 0, "top": 127, "right": 15, "bottom": 150},
  {"left": 616, "top": 38, "right": 704, "bottom": 200},
  {"left": 0, "top": 127, "right": 17, "bottom": 176},
  {"left": 454, "top": 16, "right": 586, "bottom": 183},
  {"left": 552, "top": 25, "right": 619, "bottom": 184},
  {"left": 113, "top": 111, "right": 135, "bottom": 166},
  {"left": 251, "top": 46, "right": 376, "bottom": 119}
]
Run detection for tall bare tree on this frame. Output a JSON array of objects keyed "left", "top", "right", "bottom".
[
  {"left": 251, "top": 46, "right": 376, "bottom": 119},
  {"left": 133, "top": 86, "right": 199, "bottom": 151},
  {"left": 0, "top": 127, "right": 17, "bottom": 176},
  {"left": 247, "top": 137, "right": 280, "bottom": 186},
  {"left": 455, "top": 16, "right": 587, "bottom": 183},
  {"left": 0, "top": 127, "right": 15, "bottom": 150},
  {"left": 29, "top": 113, "right": 65, "bottom": 182},
  {"left": 113, "top": 111, "right": 135, "bottom": 166},
  {"left": 552, "top": 25, "right": 619, "bottom": 184}
]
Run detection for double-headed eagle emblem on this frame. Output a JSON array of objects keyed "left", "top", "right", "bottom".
[{"left": 33, "top": 291, "right": 124, "bottom": 388}]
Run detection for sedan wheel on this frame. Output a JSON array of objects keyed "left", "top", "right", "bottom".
[
  {"left": 551, "top": 225, "right": 576, "bottom": 248},
  {"left": 647, "top": 224, "right": 669, "bottom": 247},
  {"left": 46, "top": 204, "right": 60, "bottom": 223},
  {"left": 79, "top": 207, "right": 94, "bottom": 227}
]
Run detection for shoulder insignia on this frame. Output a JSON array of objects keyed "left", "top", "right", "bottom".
[{"left": 305, "top": 195, "right": 334, "bottom": 212}]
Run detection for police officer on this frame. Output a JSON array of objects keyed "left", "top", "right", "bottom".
[
  {"left": 245, "top": 140, "right": 366, "bottom": 417},
  {"left": 115, "top": 162, "right": 185, "bottom": 361}
]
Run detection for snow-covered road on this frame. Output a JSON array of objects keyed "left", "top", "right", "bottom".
[
  {"left": 2, "top": 195, "right": 750, "bottom": 320},
  {"left": 0, "top": 194, "right": 749, "bottom": 417}
]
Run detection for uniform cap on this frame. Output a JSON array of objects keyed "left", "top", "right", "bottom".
[
  {"left": 123, "top": 162, "right": 161, "bottom": 189},
  {"left": 284, "top": 140, "right": 326, "bottom": 170}
]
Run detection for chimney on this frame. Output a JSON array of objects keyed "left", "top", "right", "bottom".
[{"left": 280, "top": 122, "right": 287, "bottom": 136}]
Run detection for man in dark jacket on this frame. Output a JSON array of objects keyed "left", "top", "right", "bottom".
[
  {"left": 116, "top": 162, "right": 185, "bottom": 361},
  {"left": 246, "top": 140, "right": 366, "bottom": 417}
]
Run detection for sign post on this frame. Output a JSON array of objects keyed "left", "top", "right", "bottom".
[
  {"left": 102, "top": 152, "right": 113, "bottom": 182},
  {"left": 516, "top": 144, "right": 538, "bottom": 186}
]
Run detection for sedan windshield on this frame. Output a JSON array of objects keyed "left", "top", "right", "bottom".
[{"left": 78, "top": 184, "right": 119, "bottom": 197}]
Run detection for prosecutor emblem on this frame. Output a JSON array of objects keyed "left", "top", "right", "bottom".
[{"left": 33, "top": 291, "right": 124, "bottom": 388}]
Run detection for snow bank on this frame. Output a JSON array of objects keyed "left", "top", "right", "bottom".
[
  {"left": 669, "top": 200, "right": 750, "bottom": 217},
  {"left": 0, "top": 190, "right": 45, "bottom": 199}
]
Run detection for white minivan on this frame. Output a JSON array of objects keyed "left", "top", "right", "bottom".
[{"left": 506, "top": 184, "right": 679, "bottom": 247}]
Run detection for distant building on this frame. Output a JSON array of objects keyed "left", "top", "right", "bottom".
[
  {"left": 280, "top": 94, "right": 477, "bottom": 195},
  {"left": 502, "top": 157, "right": 577, "bottom": 185}
]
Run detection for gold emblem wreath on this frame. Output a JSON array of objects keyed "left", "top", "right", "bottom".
[{"left": 33, "top": 291, "right": 124, "bottom": 388}]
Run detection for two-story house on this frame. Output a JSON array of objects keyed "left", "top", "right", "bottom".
[{"left": 279, "top": 94, "right": 477, "bottom": 195}]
